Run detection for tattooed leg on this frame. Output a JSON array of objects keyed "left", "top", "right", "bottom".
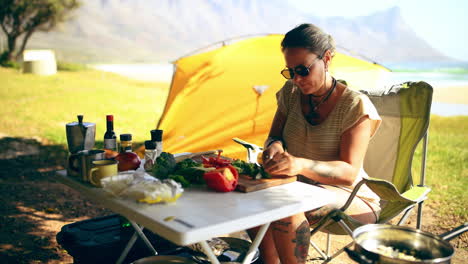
[
  {"left": 272, "top": 220, "right": 291, "bottom": 234},
  {"left": 272, "top": 214, "right": 309, "bottom": 264},
  {"left": 293, "top": 220, "right": 310, "bottom": 263}
]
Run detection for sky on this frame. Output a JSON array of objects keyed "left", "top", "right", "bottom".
[{"left": 289, "top": 0, "right": 468, "bottom": 62}]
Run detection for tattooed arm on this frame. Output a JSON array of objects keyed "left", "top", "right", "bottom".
[{"left": 264, "top": 116, "right": 372, "bottom": 186}]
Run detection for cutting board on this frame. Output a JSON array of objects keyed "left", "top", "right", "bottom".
[{"left": 236, "top": 174, "right": 297, "bottom": 193}]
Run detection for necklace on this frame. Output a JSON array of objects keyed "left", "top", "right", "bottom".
[
  {"left": 305, "top": 77, "right": 337, "bottom": 125},
  {"left": 309, "top": 87, "right": 330, "bottom": 97}
]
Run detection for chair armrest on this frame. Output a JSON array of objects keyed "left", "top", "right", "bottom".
[
  {"left": 401, "top": 185, "right": 431, "bottom": 202},
  {"left": 340, "top": 179, "right": 368, "bottom": 211}
]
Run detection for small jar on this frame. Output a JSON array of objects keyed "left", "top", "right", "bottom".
[
  {"left": 150, "top": 129, "right": 163, "bottom": 157},
  {"left": 144, "top": 140, "right": 157, "bottom": 171},
  {"left": 119, "top": 133, "right": 133, "bottom": 152},
  {"left": 115, "top": 133, "right": 141, "bottom": 172}
]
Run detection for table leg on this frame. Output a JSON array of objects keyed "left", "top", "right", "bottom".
[
  {"left": 129, "top": 221, "right": 158, "bottom": 255},
  {"left": 242, "top": 222, "right": 270, "bottom": 264},
  {"left": 116, "top": 232, "right": 139, "bottom": 264},
  {"left": 199, "top": 240, "right": 221, "bottom": 264},
  {"left": 115, "top": 221, "right": 158, "bottom": 264}
]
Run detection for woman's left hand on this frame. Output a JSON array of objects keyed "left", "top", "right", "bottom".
[{"left": 263, "top": 152, "right": 302, "bottom": 176}]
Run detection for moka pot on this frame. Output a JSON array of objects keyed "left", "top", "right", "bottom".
[{"left": 66, "top": 115, "right": 96, "bottom": 153}]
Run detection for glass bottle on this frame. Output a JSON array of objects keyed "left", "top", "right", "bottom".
[
  {"left": 103, "top": 115, "right": 118, "bottom": 158},
  {"left": 119, "top": 134, "right": 133, "bottom": 152},
  {"left": 144, "top": 140, "right": 157, "bottom": 171}
]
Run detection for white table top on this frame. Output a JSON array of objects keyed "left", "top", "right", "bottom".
[{"left": 54, "top": 170, "right": 335, "bottom": 245}]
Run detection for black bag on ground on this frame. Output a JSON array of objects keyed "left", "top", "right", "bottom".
[{"left": 56, "top": 214, "right": 180, "bottom": 264}]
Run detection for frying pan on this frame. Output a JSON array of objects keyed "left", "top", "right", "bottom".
[{"left": 345, "top": 223, "right": 468, "bottom": 264}]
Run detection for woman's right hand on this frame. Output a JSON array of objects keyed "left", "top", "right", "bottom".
[{"left": 262, "top": 141, "right": 284, "bottom": 164}]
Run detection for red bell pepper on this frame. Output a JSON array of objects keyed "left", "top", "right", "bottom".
[{"left": 203, "top": 164, "right": 239, "bottom": 192}]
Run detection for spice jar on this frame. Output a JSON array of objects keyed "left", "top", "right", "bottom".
[
  {"left": 115, "top": 133, "right": 141, "bottom": 171},
  {"left": 150, "top": 129, "right": 163, "bottom": 158},
  {"left": 144, "top": 140, "right": 157, "bottom": 171}
]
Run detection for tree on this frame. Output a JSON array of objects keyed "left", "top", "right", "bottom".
[{"left": 0, "top": 0, "right": 81, "bottom": 62}]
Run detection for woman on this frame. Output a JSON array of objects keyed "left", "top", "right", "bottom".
[{"left": 250, "top": 24, "right": 382, "bottom": 264}]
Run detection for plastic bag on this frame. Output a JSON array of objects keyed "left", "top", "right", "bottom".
[{"left": 101, "top": 170, "right": 183, "bottom": 204}]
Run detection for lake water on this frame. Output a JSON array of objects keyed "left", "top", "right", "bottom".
[
  {"left": 387, "top": 71, "right": 468, "bottom": 116},
  {"left": 90, "top": 63, "right": 468, "bottom": 116}
]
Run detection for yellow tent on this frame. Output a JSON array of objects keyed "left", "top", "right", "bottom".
[{"left": 157, "top": 34, "right": 389, "bottom": 160}]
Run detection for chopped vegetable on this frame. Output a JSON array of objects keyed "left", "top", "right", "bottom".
[
  {"left": 203, "top": 165, "right": 238, "bottom": 192},
  {"left": 375, "top": 245, "right": 419, "bottom": 261},
  {"left": 174, "top": 158, "right": 200, "bottom": 171},
  {"left": 152, "top": 154, "right": 215, "bottom": 186},
  {"left": 231, "top": 159, "right": 271, "bottom": 179},
  {"left": 168, "top": 174, "right": 191, "bottom": 188},
  {"left": 201, "top": 151, "right": 232, "bottom": 168},
  {"left": 152, "top": 152, "right": 177, "bottom": 179},
  {"left": 176, "top": 166, "right": 214, "bottom": 185}
]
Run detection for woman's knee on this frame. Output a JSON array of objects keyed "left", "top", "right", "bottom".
[
  {"left": 344, "top": 201, "right": 380, "bottom": 223},
  {"left": 304, "top": 204, "right": 340, "bottom": 225}
]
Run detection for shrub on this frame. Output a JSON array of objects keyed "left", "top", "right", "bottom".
[
  {"left": 57, "top": 61, "right": 88, "bottom": 71},
  {"left": 0, "top": 51, "right": 20, "bottom": 69}
]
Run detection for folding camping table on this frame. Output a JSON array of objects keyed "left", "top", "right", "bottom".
[{"left": 54, "top": 170, "right": 334, "bottom": 264}]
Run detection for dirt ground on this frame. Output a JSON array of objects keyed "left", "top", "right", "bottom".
[{"left": 0, "top": 136, "right": 466, "bottom": 264}]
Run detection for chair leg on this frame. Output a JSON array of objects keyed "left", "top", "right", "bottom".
[
  {"left": 323, "top": 241, "right": 354, "bottom": 263},
  {"left": 397, "top": 206, "right": 415, "bottom": 226},
  {"left": 417, "top": 201, "right": 424, "bottom": 229},
  {"left": 308, "top": 210, "right": 354, "bottom": 262},
  {"left": 310, "top": 239, "right": 329, "bottom": 260},
  {"left": 309, "top": 217, "right": 334, "bottom": 261}
]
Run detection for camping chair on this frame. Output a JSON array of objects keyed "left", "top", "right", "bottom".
[{"left": 308, "top": 81, "right": 433, "bottom": 262}]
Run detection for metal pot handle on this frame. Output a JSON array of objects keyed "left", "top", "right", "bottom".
[
  {"left": 344, "top": 247, "right": 375, "bottom": 264},
  {"left": 440, "top": 222, "right": 468, "bottom": 241}
]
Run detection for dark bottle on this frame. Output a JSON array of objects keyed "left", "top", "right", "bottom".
[
  {"left": 115, "top": 133, "right": 141, "bottom": 171},
  {"left": 103, "top": 115, "right": 118, "bottom": 158}
]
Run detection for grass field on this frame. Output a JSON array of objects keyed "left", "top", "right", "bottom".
[
  {"left": 413, "top": 115, "right": 468, "bottom": 219},
  {"left": 1, "top": 66, "right": 467, "bottom": 221},
  {"left": 0, "top": 67, "right": 170, "bottom": 146}
]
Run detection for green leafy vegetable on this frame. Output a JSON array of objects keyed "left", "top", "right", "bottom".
[
  {"left": 231, "top": 159, "right": 271, "bottom": 179},
  {"left": 174, "top": 167, "right": 207, "bottom": 185},
  {"left": 259, "top": 166, "right": 271, "bottom": 179},
  {"left": 168, "top": 174, "right": 191, "bottom": 187},
  {"left": 152, "top": 154, "right": 215, "bottom": 186},
  {"left": 152, "top": 152, "right": 177, "bottom": 179},
  {"left": 174, "top": 158, "right": 199, "bottom": 171}
]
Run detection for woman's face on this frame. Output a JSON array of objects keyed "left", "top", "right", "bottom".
[{"left": 283, "top": 47, "right": 325, "bottom": 94}]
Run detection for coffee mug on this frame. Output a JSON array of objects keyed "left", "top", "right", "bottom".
[{"left": 88, "top": 159, "right": 118, "bottom": 187}]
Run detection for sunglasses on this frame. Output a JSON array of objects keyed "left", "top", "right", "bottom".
[{"left": 281, "top": 55, "right": 323, "bottom": 79}]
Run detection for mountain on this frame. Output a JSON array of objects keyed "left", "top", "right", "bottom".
[{"left": 24, "top": 0, "right": 459, "bottom": 67}]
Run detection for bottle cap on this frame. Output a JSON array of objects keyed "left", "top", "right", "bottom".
[
  {"left": 150, "top": 129, "right": 163, "bottom": 141},
  {"left": 120, "top": 134, "right": 132, "bottom": 141},
  {"left": 145, "top": 140, "right": 157, "bottom": 149},
  {"left": 106, "top": 115, "right": 114, "bottom": 121}
]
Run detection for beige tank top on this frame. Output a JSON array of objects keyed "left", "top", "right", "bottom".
[{"left": 277, "top": 81, "right": 381, "bottom": 203}]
